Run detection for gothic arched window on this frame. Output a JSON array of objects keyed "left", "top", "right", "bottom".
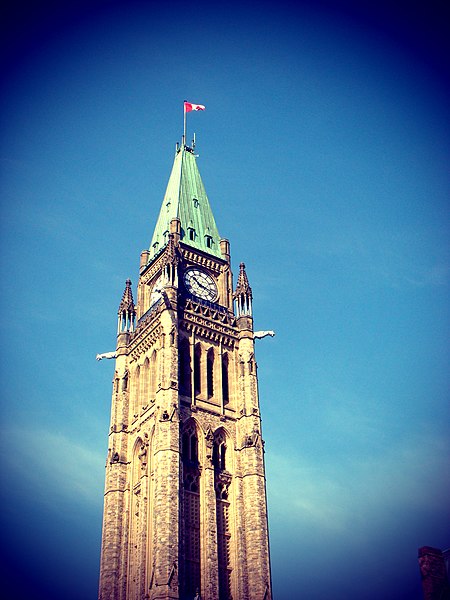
[
  {"left": 213, "top": 429, "right": 232, "bottom": 599},
  {"left": 128, "top": 436, "right": 150, "bottom": 600},
  {"left": 207, "top": 348, "right": 214, "bottom": 399},
  {"left": 213, "top": 430, "right": 227, "bottom": 472},
  {"left": 181, "top": 421, "right": 201, "bottom": 598},
  {"left": 181, "top": 422, "right": 199, "bottom": 465}
]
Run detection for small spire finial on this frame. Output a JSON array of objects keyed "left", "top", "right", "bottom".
[
  {"left": 234, "top": 263, "right": 253, "bottom": 317},
  {"left": 117, "top": 279, "right": 136, "bottom": 334}
]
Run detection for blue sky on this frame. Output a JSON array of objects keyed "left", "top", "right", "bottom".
[{"left": 1, "top": 1, "right": 449, "bottom": 599}]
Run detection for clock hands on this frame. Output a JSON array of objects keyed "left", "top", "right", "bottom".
[
  {"left": 192, "top": 276, "right": 209, "bottom": 291},
  {"left": 184, "top": 268, "right": 217, "bottom": 301}
]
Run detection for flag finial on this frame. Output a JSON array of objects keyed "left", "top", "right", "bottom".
[{"left": 183, "top": 101, "right": 205, "bottom": 147}]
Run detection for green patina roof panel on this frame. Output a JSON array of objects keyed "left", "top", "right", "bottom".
[{"left": 149, "top": 147, "right": 222, "bottom": 260}]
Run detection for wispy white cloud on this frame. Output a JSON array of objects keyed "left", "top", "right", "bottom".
[
  {"left": 266, "top": 429, "right": 450, "bottom": 537},
  {"left": 1, "top": 426, "right": 105, "bottom": 510}
]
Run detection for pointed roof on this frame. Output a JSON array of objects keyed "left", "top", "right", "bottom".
[
  {"left": 118, "top": 279, "right": 136, "bottom": 314},
  {"left": 234, "top": 263, "right": 252, "bottom": 298},
  {"left": 149, "top": 145, "right": 222, "bottom": 260}
]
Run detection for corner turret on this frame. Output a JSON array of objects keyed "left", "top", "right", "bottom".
[
  {"left": 117, "top": 279, "right": 136, "bottom": 334},
  {"left": 234, "top": 262, "right": 253, "bottom": 317}
]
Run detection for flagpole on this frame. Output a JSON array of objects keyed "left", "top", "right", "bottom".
[{"left": 183, "top": 100, "right": 186, "bottom": 147}]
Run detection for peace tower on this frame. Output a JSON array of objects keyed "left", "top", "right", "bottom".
[{"left": 98, "top": 133, "right": 273, "bottom": 600}]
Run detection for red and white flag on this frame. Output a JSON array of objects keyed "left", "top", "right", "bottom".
[{"left": 184, "top": 101, "right": 205, "bottom": 112}]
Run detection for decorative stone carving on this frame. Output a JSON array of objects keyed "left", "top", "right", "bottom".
[
  {"left": 159, "top": 404, "right": 179, "bottom": 422},
  {"left": 122, "top": 370, "right": 129, "bottom": 391},
  {"left": 215, "top": 470, "right": 232, "bottom": 499},
  {"left": 181, "top": 248, "right": 221, "bottom": 273},
  {"left": 129, "top": 323, "right": 162, "bottom": 360},
  {"left": 163, "top": 233, "right": 179, "bottom": 268},
  {"left": 96, "top": 351, "right": 117, "bottom": 361},
  {"left": 205, "top": 426, "right": 214, "bottom": 448},
  {"left": 244, "top": 425, "right": 260, "bottom": 448},
  {"left": 253, "top": 330, "right": 275, "bottom": 340},
  {"left": 138, "top": 443, "right": 147, "bottom": 470},
  {"left": 205, "top": 426, "right": 214, "bottom": 461},
  {"left": 167, "top": 560, "right": 178, "bottom": 590}
]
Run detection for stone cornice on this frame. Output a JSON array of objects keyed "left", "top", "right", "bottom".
[
  {"left": 180, "top": 298, "right": 238, "bottom": 346},
  {"left": 139, "top": 250, "right": 168, "bottom": 285},
  {"left": 128, "top": 316, "right": 162, "bottom": 360},
  {"left": 180, "top": 246, "right": 225, "bottom": 274}
]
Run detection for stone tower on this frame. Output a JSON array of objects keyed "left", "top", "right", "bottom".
[{"left": 98, "top": 138, "right": 272, "bottom": 600}]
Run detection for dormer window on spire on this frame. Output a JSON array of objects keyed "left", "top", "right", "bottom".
[{"left": 148, "top": 141, "right": 222, "bottom": 258}]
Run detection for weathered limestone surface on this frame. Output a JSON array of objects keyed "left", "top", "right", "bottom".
[{"left": 99, "top": 147, "right": 272, "bottom": 600}]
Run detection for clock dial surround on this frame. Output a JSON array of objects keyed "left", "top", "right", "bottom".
[
  {"left": 183, "top": 268, "right": 218, "bottom": 301},
  {"left": 149, "top": 274, "right": 163, "bottom": 306}
]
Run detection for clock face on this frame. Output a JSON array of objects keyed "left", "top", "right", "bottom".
[
  {"left": 150, "top": 275, "right": 163, "bottom": 306},
  {"left": 183, "top": 268, "right": 218, "bottom": 301}
]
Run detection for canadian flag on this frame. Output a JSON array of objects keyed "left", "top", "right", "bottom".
[{"left": 184, "top": 101, "right": 205, "bottom": 112}]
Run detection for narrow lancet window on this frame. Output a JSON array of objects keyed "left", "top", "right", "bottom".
[
  {"left": 194, "top": 343, "right": 201, "bottom": 397},
  {"left": 222, "top": 353, "right": 229, "bottom": 406},
  {"left": 128, "top": 437, "right": 149, "bottom": 600},
  {"left": 213, "top": 431, "right": 227, "bottom": 472},
  {"left": 179, "top": 338, "right": 191, "bottom": 398},
  {"left": 133, "top": 365, "right": 140, "bottom": 417},
  {"left": 149, "top": 350, "right": 157, "bottom": 401},
  {"left": 214, "top": 429, "right": 232, "bottom": 600},
  {"left": 181, "top": 421, "right": 201, "bottom": 598},
  {"left": 207, "top": 348, "right": 214, "bottom": 399}
]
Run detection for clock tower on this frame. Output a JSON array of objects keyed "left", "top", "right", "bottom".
[{"left": 98, "top": 136, "right": 272, "bottom": 600}]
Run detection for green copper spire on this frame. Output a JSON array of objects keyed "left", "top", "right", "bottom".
[{"left": 149, "top": 144, "right": 222, "bottom": 260}]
